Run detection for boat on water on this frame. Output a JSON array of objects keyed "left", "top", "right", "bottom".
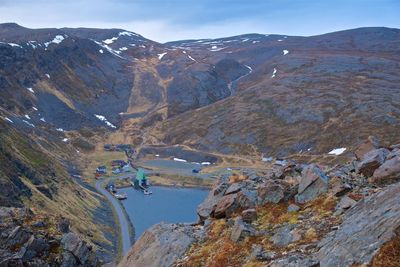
[
  {"left": 143, "top": 189, "right": 153, "bottom": 195},
  {"left": 114, "top": 193, "right": 128, "bottom": 200}
]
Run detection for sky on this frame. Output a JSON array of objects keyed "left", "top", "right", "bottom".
[{"left": 0, "top": 0, "right": 399, "bottom": 42}]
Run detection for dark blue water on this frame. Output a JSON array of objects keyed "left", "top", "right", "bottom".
[{"left": 119, "top": 186, "right": 209, "bottom": 240}]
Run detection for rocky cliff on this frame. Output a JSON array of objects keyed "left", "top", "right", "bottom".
[
  {"left": 0, "top": 207, "right": 98, "bottom": 266},
  {"left": 121, "top": 138, "right": 400, "bottom": 266}
]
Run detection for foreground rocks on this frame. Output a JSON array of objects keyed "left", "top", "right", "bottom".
[
  {"left": 119, "top": 223, "right": 204, "bottom": 267},
  {"left": 317, "top": 182, "right": 400, "bottom": 266},
  {"left": 0, "top": 207, "right": 98, "bottom": 266},
  {"left": 122, "top": 137, "right": 400, "bottom": 267}
]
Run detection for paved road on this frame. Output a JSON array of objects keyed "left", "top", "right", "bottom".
[{"left": 95, "top": 177, "right": 132, "bottom": 255}]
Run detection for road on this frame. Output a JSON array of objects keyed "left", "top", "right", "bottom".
[{"left": 95, "top": 177, "right": 132, "bottom": 255}]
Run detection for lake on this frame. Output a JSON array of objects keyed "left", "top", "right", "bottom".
[{"left": 119, "top": 186, "right": 209, "bottom": 240}]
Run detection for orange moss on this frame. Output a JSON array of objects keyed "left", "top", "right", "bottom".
[
  {"left": 229, "top": 173, "right": 248, "bottom": 183},
  {"left": 256, "top": 202, "right": 298, "bottom": 230},
  {"left": 371, "top": 233, "right": 400, "bottom": 267}
]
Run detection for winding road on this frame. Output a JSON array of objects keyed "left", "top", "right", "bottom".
[{"left": 95, "top": 177, "right": 132, "bottom": 255}]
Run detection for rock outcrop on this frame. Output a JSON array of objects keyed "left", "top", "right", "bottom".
[
  {"left": 119, "top": 223, "right": 204, "bottom": 267},
  {"left": 317, "top": 182, "right": 400, "bottom": 266},
  {"left": 0, "top": 207, "right": 98, "bottom": 266},
  {"left": 295, "top": 164, "right": 329, "bottom": 203}
]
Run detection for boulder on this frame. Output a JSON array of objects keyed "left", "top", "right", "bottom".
[
  {"left": 61, "top": 232, "right": 91, "bottom": 265},
  {"left": 213, "top": 191, "right": 255, "bottom": 219},
  {"left": 21, "top": 236, "right": 49, "bottom": 261},
  {"left": 354, "top": 136, "right": 380, "bottom": 160},
  {"left": 287, "top": 204, "right": 300, "bottom": 213},
  {"left": 295, "top": 165, "right": 329, "bottom": 204},
  {"left": 269, "top": 254, "right": 318, "bottom": 267},
  {"left": 213, "top": 193, "right": 239, "bottom": 219},
  {"left": 119, "top": 223, "right": 203, "bottom": 267},
  {"left": 335, "top": 195, "right": 357, "bottom": 213},
  {"left": 197, "top": 186, "right": 226, "bottom": 221},
  {"left": 58, "top": 218, "right": 70, "bottom": 234},
  {"left": 5, "top": 226, "right": 32, "bottom": 249},
  {"left": 357, "top": 148, "right": 389, "bottom": 177},
  {"left": 270, "top": 224, "right": 298, "bottom": 247},
  {"left": 230, "top": 218, "right": 257, "bottom": 243},
  {"left": 370, "top": 156, "right": 400, "bottom": 185},
  {"left": 329, "top": 176, "right": 351, "bottom": 197},
  {"left": 224, "top": 183, "right": 242, "bottom": 195},
  {"left": 242, "top": 209, "right": 257, "bottom": 223},
  {"left": 249, "top": 244, "right": 276, "bottom": 261},
  {"left": 316, "top": 182, "right": 400, "bottom": 266},
  {"left": 257, "top": 180, "right": 286, "bottom": 205}
]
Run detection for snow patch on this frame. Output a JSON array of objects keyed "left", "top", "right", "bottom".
[
  {"left": 283, "top": 49, "right": 289, "bottom": 55},
  {"left": 4, "top": 117, "right": 13, "bottom": 123},
  {"left": 201, "top": 162, "right": 211, "bottom": 166},
  {"left": 173, "top": 158, "right": 187, "bottom": 162},
  {"left": 8, "top": 43, "right": 22, "bottom": 48},
  {"left": 328, "top": 148, "right": 347, "bottom": 155},
  {"left": 40, "top": 117, "right": 46, "bottom": 122},
  {"left": 99, "top": 49, "right": 104, "bottom": 54},
  {"left": 209, "top": 46, "right": 227, "bottom": 52},
  {"left": 24, "top": 115, "right": 31, "bottom": 120},
  {"left": 119, "top": 47, "right": 128, "bottom": 51},
  {"left": 44, "top": 35, "right": 65, "bottom": 47},
  {"left": 62, "top": 138, "right": 69, "bottom": 142},
  {"left": 45, "top": 74, "right": 50, "bottom": 79},
  {"left": 277, "top": 39, "right": 283, "bottom": 42},
  {"left": 56, "top": 128, "right": 64, "bottom": 132},
  {"left": 252, "top": 41, "right": 260, "bottom": 44},
  {"left": 94, "top": 114, "right": 117, "bottom": 129},
  {"left": 119, "top": 31, "right": 139, "bottom": 37},
  {"left": 187, "top": 55, "right": 196, "bottom": 62},
  {"left": 271, "top": 68, "right": 277, "bottom": 78},
  {"left": 158, "top": 52, "right": 167, "bottom": 60},
  {"left": 103, "top": 36, "right": 118, "bottom": 45},
  {"left": 22, "top": 120, "right": 35, "bottom": 127},
  {"left": 26, "top": 87, "right": 34, "bottom": 93},
  {"left": 32, "top": 107, "right": 38, "bottom": 111},
  {"left": 155, "top": 154, "right": 160, "bottom": 157}
]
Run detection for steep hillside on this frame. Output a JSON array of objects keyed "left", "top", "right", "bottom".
[{"left": 145, "top": 27, "right": 400, "bottom": 157}]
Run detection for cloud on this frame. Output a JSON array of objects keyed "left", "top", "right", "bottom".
[{"left": 0, "top": 0, "right": 399, "bottom": 42}]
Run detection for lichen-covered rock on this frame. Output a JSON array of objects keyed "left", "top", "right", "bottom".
[
  {"left": 230, "top": 218, "right": 257, "bottom": 243},
  {"left": 370, "top": 156, "right": 400, "bottom": 185},
  {"left": 295, "top": 164, "right": 329, "bottom": 203},
  {"left": 119, "top": 223, "right": 204, "bottom": 267},
  {"left": 257, "top": 180, "right": 286, "bottom": 204},
  {"left": 354, "top": 136, "right": 380, "bottom": 160},
  {"left": 357, "top": 148, "right": 389, "bottom": 177},
  {"left": 316, "top": 182, "right": 400, "bottom": 266}
]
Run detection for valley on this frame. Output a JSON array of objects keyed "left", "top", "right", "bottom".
[{"left": 0, "top": 22, "right": 400, "bottom": 266}]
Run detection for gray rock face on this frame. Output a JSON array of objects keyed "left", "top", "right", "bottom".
[
  {"left": 61, "top": 232, "right": 92, "bottom": 265},
  {"left": 287, "top": 204, "right": 300, "bottom": 213},
  {"left": 119, "top": 223, "right": 204, "bottom": 267},
  {"left": 357, "top": 148, "right": 389, "bottom": 177},
  {"left": 370, "top": 156, "right": 400, "bottom": 185},
  {"left": 225, "top": 183, "right": 242, "bottom": 195},
  {"left": 257, "top": 180, "right": 286, "bottom": 205},
  {"left": 230, "top": 218, "right": 257, "bottom": 243},
  {"left": 270, "top": 254, "right": 318, "bottom": 267},
  {"left": 270, "top": 224, "right": 299, "bottom": 247},
  {"left": 295, "top": 164, "right": 329, "bottom": 203},
  {"left": 316, "top": 182, "right": 400, "bottom": 266},
  {"left": 354, "top": 136, "right": 381, "bottom": 160},
  {"left": 242, "top": 208, "right": 257, "bottom": 223},
  {"left": 197, "top": 178, "right": 229, "bottom": 221},
  {"left": 335, "top": 195, "right": 357, "bottom": 211}
]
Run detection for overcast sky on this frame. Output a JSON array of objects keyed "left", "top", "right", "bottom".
[{"left": 0, "top": 0, "right": 399, "bottom": 42}]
